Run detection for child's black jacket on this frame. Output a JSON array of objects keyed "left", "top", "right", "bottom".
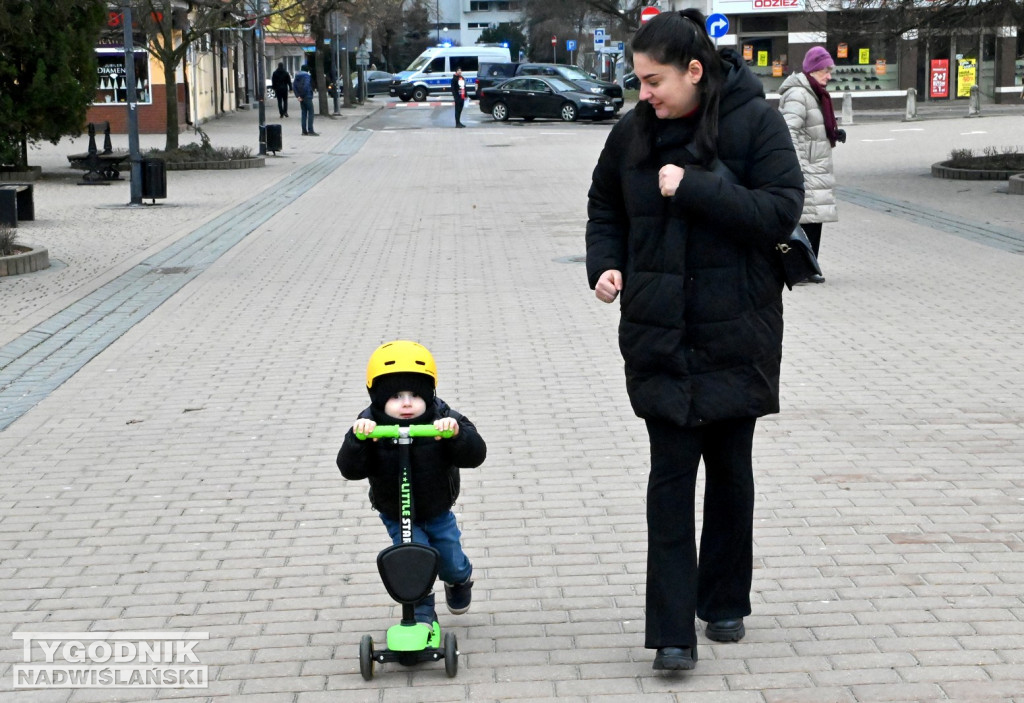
[{"left": 336, "top": 398, "right": 486, "bottom": 521}]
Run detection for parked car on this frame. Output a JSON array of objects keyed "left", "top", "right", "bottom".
[
  {"left": 515, "top": 64, "right": 624, "bottom": 111},
  {"left": 623, "top": 71, "right": 639, "bottom": 91},
  {"left": 389, "top": 45, "right": 512, "bottom": 102},
  {"left": 478, "top": 75, "right": 616, "bottom": 122},
  {"left": 347, "top": 70, "right": 395, "bottom": 96}
]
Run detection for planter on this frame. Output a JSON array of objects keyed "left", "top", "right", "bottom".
[
  {"left": 0, "top": 166, "right": 42, "bottom": 182},
  {"left": 1010, "top": 174, "right": 1024, "bottom": 195},
  {"left": 0, "top": 244, "right": 50, "bottom": 277},
  {"left": 164, "top": 157, "right": 265, "bottom": 171},
  {"left": 931, "top": 160, "right": 1024, "bottom": 180}
]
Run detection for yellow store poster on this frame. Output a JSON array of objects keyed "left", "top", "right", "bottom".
[{"left": 957, "top": 58, "right": 977, "bottom": 98}]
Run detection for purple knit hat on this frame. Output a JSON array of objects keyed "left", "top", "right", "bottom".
[{"left": 803, "top": 46, "right": 834, "bottom": 74}]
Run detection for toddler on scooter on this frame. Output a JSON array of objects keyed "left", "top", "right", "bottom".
[{"left": 337, "top": 340, "right": 486, "bottom": 629}]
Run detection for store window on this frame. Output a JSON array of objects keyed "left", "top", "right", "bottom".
[
  {"left": 737, "top": 15, "right": 789, "bottom": 93},
  {"left": 95, "top": 48, "right": 151, "bottom": 105},
  {"left": 826, "top": 24, "right": 899, "bottom": 93}
]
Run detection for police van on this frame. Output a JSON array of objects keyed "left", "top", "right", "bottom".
[{"left": 389, "top": 45, "right": 512, "bottom": 102}]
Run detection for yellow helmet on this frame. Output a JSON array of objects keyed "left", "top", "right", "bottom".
[{"left": 366, "top": 340, "right": 437, "bottom": 389}]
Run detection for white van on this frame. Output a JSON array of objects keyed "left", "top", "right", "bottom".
[{"left": 389, "top": 45, "right": 512, "bottom": 102}]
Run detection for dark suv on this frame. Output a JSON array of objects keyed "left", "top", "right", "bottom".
[{"left": 478, "top": 63, "right": 623, "bottom": 112}]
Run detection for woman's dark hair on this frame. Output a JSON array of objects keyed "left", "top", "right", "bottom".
[{"left": 628, "top": 9, "right": 725, "bottom": 165}]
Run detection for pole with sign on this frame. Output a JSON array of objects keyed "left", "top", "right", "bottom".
[
  {"left": 552, "top": 35, "right": 557, "bottom": 64},
  {"left": 567, "top": 39, "right": 576, "bottom": 65},
  {"left": 705, "top": 13, "right": 729, "bottom": 47}
]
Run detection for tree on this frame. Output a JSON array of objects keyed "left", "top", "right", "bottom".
[
  {"left": 130, "top": 0, "right": 248, "bottom": 152},
  {"left": 0, "top": 1, "right": 107, "bottom": 170},
  {"left": 477, "top": 22, "right": 526, "bottom": 61}
]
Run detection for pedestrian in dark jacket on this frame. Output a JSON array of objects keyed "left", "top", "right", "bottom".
[
  {"left": 293, "top": 64, "right": 316, "bottom": 136},
  {"left": 585, "top": 9, "right": 803, "bottom": 672},
  {"left": 337, "top": 341, "right": 486, "bottom": 628},
  {"left": 450, "top": 67, "right": 466, "bottom": 127},
  {"left": 271, "top": 62, "right": 291, "bottom": 118}
]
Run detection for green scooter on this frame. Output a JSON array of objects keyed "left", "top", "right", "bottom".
[{"left": 354, "top": 424, "right": 458, "bottom": 680}]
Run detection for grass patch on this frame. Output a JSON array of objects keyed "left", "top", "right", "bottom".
[
  {"left": 146, "top": 127, "right": 253, "bottom": 165},
  {"left": 947, "top": 146, "right": 1024, "bottom": 170}
]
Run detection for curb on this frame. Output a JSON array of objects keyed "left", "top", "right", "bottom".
[
  {"left": 165, "top": 157, "right": 266, "bottom": 171},
  {"left": 0, "top": 244, "right": 49, "bottom": 277},
  {"left": 931, "top": 160, "right": 1024, "bottom": 180}
]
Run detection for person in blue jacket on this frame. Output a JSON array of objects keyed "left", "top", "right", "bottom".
[{"left": 292, "top": 64, "right": 316, "bottom": 136}]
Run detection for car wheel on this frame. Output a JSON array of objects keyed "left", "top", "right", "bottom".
[
  {"left": 491, "top": 102, "right": 509, "bottom": 121},
  {"left": 560, "top": 102, "right": 578, "bottom": 122},
  {"left": 398, "top": 94, "right": 411, "bottom": 102},
  {"left": 412, "top": 86, "right": 428, "bottom": 102}
]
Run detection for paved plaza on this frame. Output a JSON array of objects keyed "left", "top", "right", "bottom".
[{"left": 1, "top": 98, "right": 1023, "bottom": 702}]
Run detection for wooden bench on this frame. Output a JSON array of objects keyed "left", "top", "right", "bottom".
[
  {"left": 0, "top": 183, "right": 34, "bottom": 228},
  {"left": 67, "top": 121, "right": 129, "bottom": 184}
]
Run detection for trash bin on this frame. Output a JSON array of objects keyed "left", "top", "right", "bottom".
[
  {"left": 140, "top": 157, "right": 167, "bottom": 201},
  {"left": 265, "top": 123, "right": 282, "bottom": 154}
]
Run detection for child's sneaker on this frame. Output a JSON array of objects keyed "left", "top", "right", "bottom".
[{"left": 444, "top": 579, "right": 473, "bottom": 614}]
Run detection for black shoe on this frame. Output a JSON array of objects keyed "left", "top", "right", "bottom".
[
  {"left": 307, "top": 131, "right": 319, "bottom": 136},
  {"left": 652, "top": 646, "right": 696, "bottom": 670},
  {"left": 301, "top": 131, "right": 308, "bottom": 135},
  {"left": 444, "top": 579, "right": 473, "bottom": 614},
  {"left": 456, "top": 123, "right": 466, "bottom": 128},
  {"left": 705, "top": 618, "right": 745, "bottom": 642}
]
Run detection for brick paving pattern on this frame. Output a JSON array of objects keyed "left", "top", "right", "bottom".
[{"left": 1, "top": 100, "right": 1023, "bottom": 702}]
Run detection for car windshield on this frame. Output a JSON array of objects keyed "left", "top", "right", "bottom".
[
  {"left": 556, "top": 66, "right": 591, "bottom": 80},
  {"left": 407, "top": 55, "right": 432, "bottom": 71},
  {"left": 547, "top": 76, "right": 578, "bottom": 92}
]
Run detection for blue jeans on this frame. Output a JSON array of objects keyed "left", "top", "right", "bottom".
[
  {"left": 380, "top": 510, "right": 472, "bottom": 623},
  {"left": 299, "top": 96, "right": 314, "bottom": 133}
]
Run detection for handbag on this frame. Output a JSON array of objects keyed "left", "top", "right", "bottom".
[{"left": 776, "top": 225, "right": 822, "bottom": 290}]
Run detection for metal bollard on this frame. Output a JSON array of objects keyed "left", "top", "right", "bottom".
[
  {"left": 841, "top": 91, "right": 854, "bottom": 125},
  {"left": 904, "top": 87, "right": 918, "bottom": 121},
  {"left": 967, "top": 84, "right": 981, "bottom": 117}
]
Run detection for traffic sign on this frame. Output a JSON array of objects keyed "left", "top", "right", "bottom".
[
  {"left": 566, "top": 39, "right": 577, "bottom": 52},
  {"left": 594, "top": 27, "right": 606, "bottom": 51},
  {"left": 640, "top": 6, "right": 660, "bottom": 23},
  {"left": 551, "top": 35, "right": 557, "bottom": 45},
  {"left": 706, "top": 13, "right": 729, "bottom": 39}
]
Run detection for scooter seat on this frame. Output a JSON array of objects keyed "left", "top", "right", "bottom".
[{"left": 377, "top": 543, "right": 439, "bottom": 604}]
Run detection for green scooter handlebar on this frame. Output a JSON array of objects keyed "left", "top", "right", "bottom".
[{"left": 355, "top": 425, "right": 454, "bottom": 441}]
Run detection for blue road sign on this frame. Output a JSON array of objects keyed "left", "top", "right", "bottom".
[
  {"left": 706, "top": 13, "right": 729, "bottom": 39},
  {"left": 567, "top": 39, "right": 577, "bottom": 52}
]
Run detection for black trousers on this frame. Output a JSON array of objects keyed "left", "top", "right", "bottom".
[
  {"left": 454, "top": 98, "right": 464, "bottom": 126},
  {"left": 802, "top": 222, "right": 823, "bottom": 257},
  {"left": 644, "top": 417, "right": 756, "bottom": 649},
  {"left": 276, "top": 93, "right": 288, "bottom": 117}
]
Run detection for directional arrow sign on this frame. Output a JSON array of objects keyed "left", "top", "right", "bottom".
[{"left": 705, "top": 13, "right": 729, "bottom": 39}]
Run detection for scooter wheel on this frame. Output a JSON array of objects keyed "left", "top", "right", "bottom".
[
  {"left": 359, "top": 634, "right": 375, "bottom": 680},
  {"left": 443, "top": 631, "right": 458, "bottom": 678}
]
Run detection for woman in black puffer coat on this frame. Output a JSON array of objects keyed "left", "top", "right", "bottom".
[{"left": 585, "top": 10, "right": 803, "bottom": 671}]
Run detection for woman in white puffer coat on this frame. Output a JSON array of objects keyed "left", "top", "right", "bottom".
[{"left": 778, "top": 46, "right": 846, "bottom": 281}]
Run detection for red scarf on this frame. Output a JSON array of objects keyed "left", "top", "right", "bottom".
[{"left": 807, "top": 74, "right": 839, "bottom": 147}]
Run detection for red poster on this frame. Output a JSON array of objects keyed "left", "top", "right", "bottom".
[{"left": 930, "top": 59, "right": 949, "bottom": 98}]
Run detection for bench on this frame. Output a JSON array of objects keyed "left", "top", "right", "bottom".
[
  {"left": 67, "top": 121, "right": 129, "bottom": 184},
  {"left": 0, "top": 183, "right": 34, "bottom": 228}
]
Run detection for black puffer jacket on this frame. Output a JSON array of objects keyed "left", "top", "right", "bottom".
[
  {"left": 586, "top": 50, "right": 804, "bottom": 427},
  {"left": 336, "top": 398, "right": 486, "bottom": 520}
]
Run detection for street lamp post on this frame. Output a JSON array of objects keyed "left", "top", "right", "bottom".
[
  {"left": 436, "top": 0, "right": 440, "bottom": 43},
  {"left": 255, "top": 0, "right": 267, "bottom": 156},
  {"left": 121, "top": 2, "right": 142, "bottom": 206}
]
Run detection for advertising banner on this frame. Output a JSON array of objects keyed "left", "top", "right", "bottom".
[
  {"left": 930, "top": 59, "right": 949, "bottom": 98},
  {"left": 957, "top": 58, "right": 977, "bottom": 98}
]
